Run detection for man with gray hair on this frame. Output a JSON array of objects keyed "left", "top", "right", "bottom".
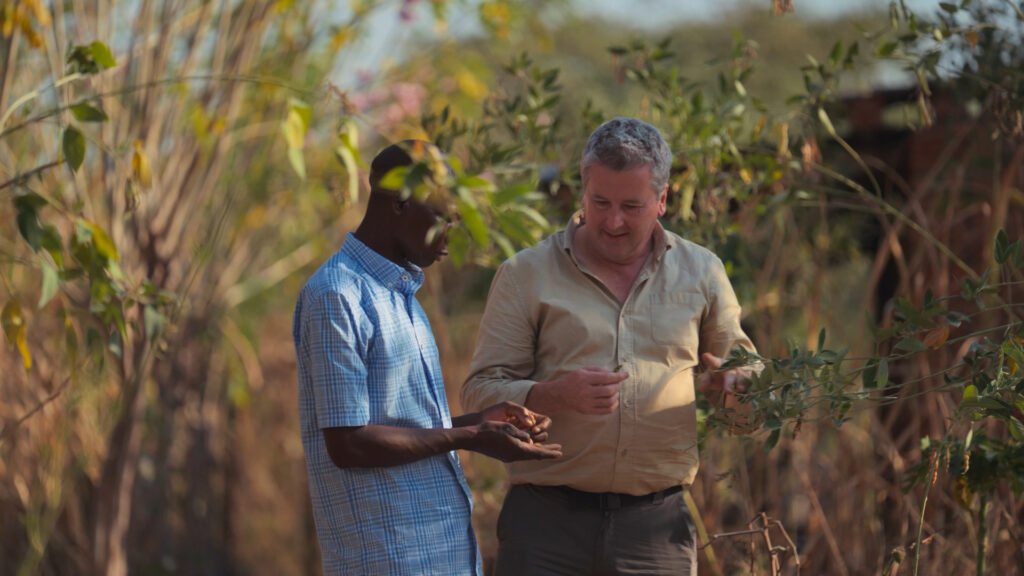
[{"left": 462, "top": 117, "right": 756, "bottom": 574}]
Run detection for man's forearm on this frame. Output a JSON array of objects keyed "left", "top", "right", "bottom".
[
  {"left": 450, "top": 412, "right": 481, "bottom": 428},
  {"left": 323, "top": 424, "right": 473, "bottom": 468}
]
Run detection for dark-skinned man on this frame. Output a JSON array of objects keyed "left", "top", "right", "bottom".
[{"left": 293, "top": 141, "right": 562, "bottom": 576}]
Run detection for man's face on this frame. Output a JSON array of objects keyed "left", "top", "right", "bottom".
[
  {"left": 396, "top": 196, "right": 454, "bottom": 269},
  {"left": 579, "top": 163, "right": 666, "bottom": 266}
]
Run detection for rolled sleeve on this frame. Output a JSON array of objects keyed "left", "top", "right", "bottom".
[
  {"left": 700, "top": 257, "right": 754, "bottom": 359},
  {"left": 461, "top": 262, "right": 537, "bottom": 411}
]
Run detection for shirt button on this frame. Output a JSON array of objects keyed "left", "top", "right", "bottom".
[{"left": 401, "top": 275, "right": 409, "bottom": 282}]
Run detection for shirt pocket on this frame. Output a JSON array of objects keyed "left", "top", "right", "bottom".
[{"left": 650, "top": 292, "right": 705, "bottom": 349}]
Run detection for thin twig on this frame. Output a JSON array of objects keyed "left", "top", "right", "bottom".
[
  {"left": 0, "top": 375, "right": 73, "bottom": 443},
  {"left": 0, "top": 160, "right": 63, "bottom": 192}
]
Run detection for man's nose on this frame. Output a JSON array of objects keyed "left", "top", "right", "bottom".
[{"left": 608, "top": 208, "right": 625, "bottom": 228}]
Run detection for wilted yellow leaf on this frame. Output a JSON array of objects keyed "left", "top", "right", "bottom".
[
  {"left": 2, "top": 299, "right": 32, "bottom": 369},
  {"left": 79, "top": 219, "right": 120, "bottom": 262},
  {"left": 132, "top": 139, "right": 153, "bottom": 189},
  {"left": 455, "top": 68, "right": 488, "bottom": 100},
  {"left": 922, "top": 324, "right": 949, "bottom": 349},
  {"left": 954, "top": 476, "right": 972, "bottom": 510}
]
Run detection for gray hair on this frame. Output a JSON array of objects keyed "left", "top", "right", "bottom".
[{"left": 581, "top": 117, "right": 672, "bottom": 193}]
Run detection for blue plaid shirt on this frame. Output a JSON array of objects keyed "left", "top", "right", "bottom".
[{"left": 293, "top": 234, "right": 480, "bottom": 576}]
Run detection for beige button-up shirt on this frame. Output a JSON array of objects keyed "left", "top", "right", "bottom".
[{"left": 461, "top": 212, "right": 755, "bottom": 495}]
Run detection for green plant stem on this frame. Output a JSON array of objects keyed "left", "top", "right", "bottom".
[
  {"left": 914, "top": 456, "right": 938, "bottom": 576},
  {"left": 0, "top": 160, "right": 62, "bottom": 193},
  {"left": 0, "top": 73, "right": 312, "bottom": 140},
  {"left": 977, "top": 495, "right": 988, "bottom": 576},
  {"left": 685, "top": 488, "right": 724, "bottom": 576}
]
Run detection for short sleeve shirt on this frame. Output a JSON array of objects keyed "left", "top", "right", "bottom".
[{"left": 294, "top": 234, "right": 480, "bottom": 576}]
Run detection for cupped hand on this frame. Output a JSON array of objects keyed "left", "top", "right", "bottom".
[
  {"left": 478, "top": 401, "right": 552, "bottom": 443},
  {"left": 471, "top": 421, "right": 563, "bottom": 462}
]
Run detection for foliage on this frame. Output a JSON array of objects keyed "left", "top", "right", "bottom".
[{"left": 1, "top": 0, "right": 1023, "bottom": 574}]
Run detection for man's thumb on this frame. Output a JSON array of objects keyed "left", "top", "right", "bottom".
[{"left": 702, "top": 352, "right": 723, "bottom": 370}]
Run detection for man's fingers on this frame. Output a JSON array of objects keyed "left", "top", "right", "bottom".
[
  {"left": 502, "top": 422, "right": 532, "bottom": 442},
  {"left": 589, "top": 383, "right": 621, "bottom": 398},
  {"left": 584, "top": 394, "right": 619, "bottom": 414},
  {"left": 532, "top": 414, "right": 552, "bottom": 431},
  {"left": 528, "top": 443, "right": 563, "bottom": 459},
  {"left": 598, "top": 371, "right": 629, "bottom": 384}
]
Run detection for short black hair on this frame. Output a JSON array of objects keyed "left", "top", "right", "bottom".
[{"left": 368, "top": 140, "right": 431, "bottom": 194}]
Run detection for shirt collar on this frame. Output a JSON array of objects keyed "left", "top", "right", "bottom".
[
  {"left": 562, "top": 209, "right": 672, "bottom": 263},
  {"left": 341, "top": 233, "right": 424, "bottom": 296}
]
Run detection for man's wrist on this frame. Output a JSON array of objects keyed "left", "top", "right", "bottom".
[{"left": 525, "top": 380, "right": 562, "bottom": 415}]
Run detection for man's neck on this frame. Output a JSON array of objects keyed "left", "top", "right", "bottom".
[
  {"left": 354, "top": 223, "right": 403, "bottom": 266},
  {"left": 572, "top": 229, "right": 654, "bottom": 303}
]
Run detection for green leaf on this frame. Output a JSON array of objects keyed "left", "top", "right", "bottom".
[
  {"left": 38, "top": 263, "right": 59, "bottom": 309},
  {"left": 877, "top": 41, "right": 898, "bottom": 57},
  {"left": 16, "top": 208, "right": 42, "bottom": 251},
  {"left": 829, "top": 41, "right": 843, "bottom": 66},
  {"left": 378, "top": 166, "right": 409, "bottom": 191},
  {"left": 877, "top": 358, "right": 889, "bottom": 388},
  {"left": 962, "top": 383, "right": 978, "bottom": 401},
  {"left": 493, "top": 183, "right": 536, "bottom": 206},
  {"left": 817, "top": 107, "right": 837, "bottom": 137},
  {"left": 994, "top": 229, "right": 1010, "bottom": 264},
  {"left": 960, "top": 397, "right": 1011, "bottom": 413},
  {"left": 63, "top": 127, "right": 86, "bottom": 172},
  {"left": 456, "top": 198, "right": 488, "bottom": 248},
  {"left": 939, "top": 2, "right": 958, "bottom": 13},
  {"left": 765, "top": 429, "right": 781, "bottom": 452},
  {"left": 456, "top": 175, "right": 496, "bottom": 193},
  {"left": 89, "top": 41, "right": 117, "bottom": 69},
  {"left": 144, "top": 305, "right": 166, "bottom": 341},
  {"left": 78, "top": 219, "right": 119, "bottom": 262},
  {"left": 288, "top": 147, "right": 306, "bottom": 181},
  {"left": 895, "top": 337, "right": 929, "bottom": 352},
  {"left": 446, "top": 227, "right": 469, "bottom": 267},
  {"left": 71, "top": 102, "right": 108, "bottom": 122},
  {"left": 288, "top": 97, "right": 312, "bottom": 131},
  {"left": 496, "top": 211, "right": 536, "bottom": 246},
  {"left": 40, "top": 225, "right": 63, "bottom": 267},
  {"left": 335, "top": 145, "right": 360, "bottom": 203},
  {"left": 862, "top": 360, "right": 878, "bottom": 389}
]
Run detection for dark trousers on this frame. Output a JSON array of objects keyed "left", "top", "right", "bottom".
[{"left": 493, "top": 484, "right": 697, "bottom": 576}]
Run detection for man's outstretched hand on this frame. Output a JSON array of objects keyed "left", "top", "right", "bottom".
[
  {"left": 456, "top": 401, "right": 562, "bottom": 462},
  {"left": 469, "top": 420, "right": 563, "bottom": 462},
  {"left": 696, "top": 352, "right": 751, "bottom": 408}
]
